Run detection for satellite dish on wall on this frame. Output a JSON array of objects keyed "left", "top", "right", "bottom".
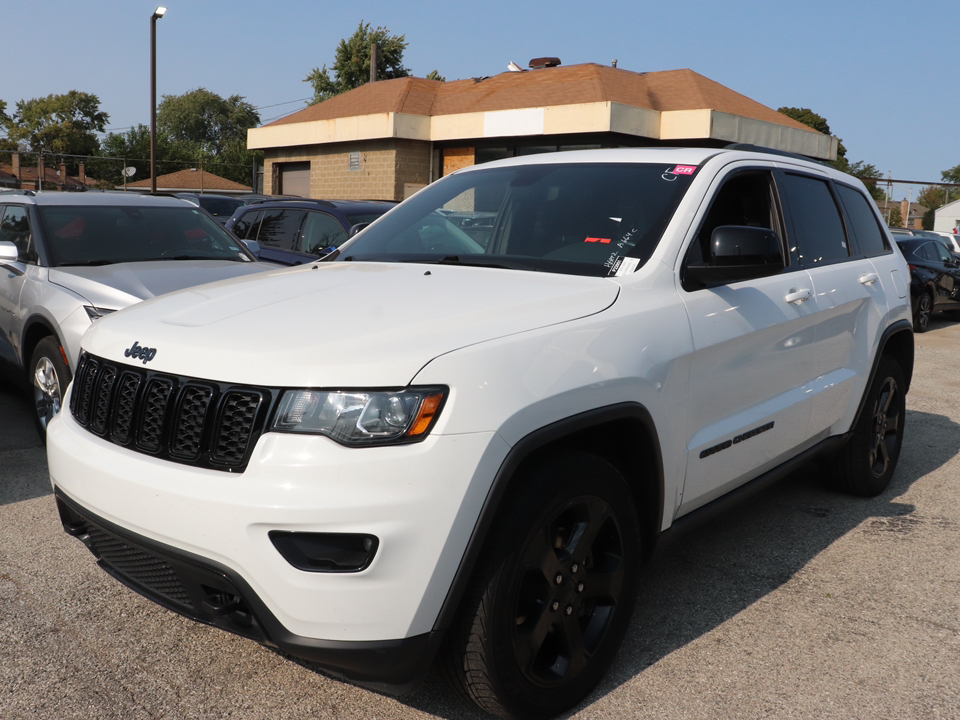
[{"left": 123, "top": 167, "right": 137, "bottom": 178}]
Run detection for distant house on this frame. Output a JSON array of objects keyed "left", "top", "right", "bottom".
[
  {"left": 934, "top": 199, "right": 960, "bottom": 233},
  {"left": 121, "top": 168, "right": 252, "bottom": 195},
  {"left": 248, "top": 61, "right": 837, "bottom": 201},
  {"left": 1, "top": 152, "right": 91, "bottom": 190}
]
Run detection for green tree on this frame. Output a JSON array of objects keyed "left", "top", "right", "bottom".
[
  {"left": 778, "top": 107, "right": 847, "bottom": 160},
  {"left": 158, "top": 88, "right": 259, "bottom": 158},
  {"left": 304, "top": 22, "right": 410, "bottom": 104},
  {"left": 426, "top": 70, "right": 446, "bottom": 82},
  {"left": 941, "top": 164, "right": 960, "bottom": 185},
  {"left": 778, "top": 106, "right": 886, "bottom": 201},
  {"left": 886, "top": 207, "right": 903, "bottom": 227},
  {"left": 3, "top": 91, "right": 108, "bottom": 168},
  {"left": 88, "top": 124, "right": 191, "bottom": 188},
  {"left": 156, "top": 89, "right": 261, "bottom": 185}
]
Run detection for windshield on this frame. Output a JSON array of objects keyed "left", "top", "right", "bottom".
[
  {"left": 197, "top": 196, "right": 245, "bottom": 217},
  {"left": 336, "top": 162, "right": 696, "bottom": 276},
  {"left": 37, "top": 205, "right": 256, "bottom": 267}
]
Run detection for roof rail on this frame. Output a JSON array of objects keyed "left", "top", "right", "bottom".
[
  {"left": 0, "top": 189, "right": 37, "bottom": 196},
  {"left": 724, "top": 143, "right": 831, "bottom": 167}
]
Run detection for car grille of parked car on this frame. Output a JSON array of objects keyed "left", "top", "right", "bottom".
[{"left": 69, "top": 352, "right": 275, "bottom": 472}]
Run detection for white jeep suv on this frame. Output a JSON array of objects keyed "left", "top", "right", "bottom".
[{"left": 47, "top": 147, "right": 913, "bottom": 719}]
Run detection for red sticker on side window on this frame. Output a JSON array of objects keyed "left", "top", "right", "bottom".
[{"left": 585, "top": 237, "right": 612, "bottom": 244}]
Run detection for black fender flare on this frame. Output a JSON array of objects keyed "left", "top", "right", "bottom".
[{"left": 430, "top": 402, "right": 664, "bottom": 636}]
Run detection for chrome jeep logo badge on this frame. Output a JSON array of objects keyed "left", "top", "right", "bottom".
[{"left": 124, "top": 341, "right": 157, "bottom": 364}]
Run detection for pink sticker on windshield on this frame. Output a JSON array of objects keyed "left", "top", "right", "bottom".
[
  {"left": 671, "top": 165, "right": 697, "bottom": 175},
  {"left": 585, "top": 237, "right": 612, "bottom": 244}
]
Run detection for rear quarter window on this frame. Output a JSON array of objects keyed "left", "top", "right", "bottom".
[{"left": 836, "top": 184, "right": 888, "bottom": 257}]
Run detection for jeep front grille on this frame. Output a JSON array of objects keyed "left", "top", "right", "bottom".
[{"left": 70, "top": 352, "right": 275, "bottom": 472}]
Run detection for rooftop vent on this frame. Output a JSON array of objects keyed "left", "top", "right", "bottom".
[{"left": 529, "top": 57, "right": 561, "bottom": 69}]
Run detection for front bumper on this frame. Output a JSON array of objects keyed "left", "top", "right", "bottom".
[{"left": 48, "top": 394, "right": 508, "bottom": 689}]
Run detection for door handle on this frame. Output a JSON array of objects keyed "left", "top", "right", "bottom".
[
  {"left": 859, "top": 272, "right": 879, "bottom": 285},
  {"left": 785, "top": 288, "right": 812, "bottom": 304}
]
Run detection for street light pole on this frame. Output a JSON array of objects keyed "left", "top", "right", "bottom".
[{"left": 150, "top": 6, "right": 166, "bottom": 194}]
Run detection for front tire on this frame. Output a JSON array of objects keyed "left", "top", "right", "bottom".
[
  {"left": 30, "top": 336, "right": 71, "bottom": 443},
  {"left": 441, "top": 452, "right": 641, "bottom": 719},
  {"left": 825, "top": 356, "right": 905, "bottom": 497},
  {"left": 913, "top": 290, "right": 933, "bottom": 333}
]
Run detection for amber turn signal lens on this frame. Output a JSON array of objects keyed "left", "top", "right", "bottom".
[{"left": 409, "top": 393, "right": 444, "bottom": 436}]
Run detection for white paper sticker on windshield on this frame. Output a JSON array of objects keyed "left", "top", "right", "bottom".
[{"left": 608, "top": 256, "right": 640, "bottom": 276}]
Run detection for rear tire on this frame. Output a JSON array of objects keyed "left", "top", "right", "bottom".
[
  {"left": 825, "top": 356, "right": 905, "bottom": 497},
  {"left": 913, "top": 290, "right": 932, "bottom": 333},
  {"left": 440, "top": 451, "right": 641, "bottom": 719},
  {"left": 30, "top": 336, "right": 71, "bottom": 444}
]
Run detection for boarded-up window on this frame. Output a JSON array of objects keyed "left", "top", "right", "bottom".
[{"left": 442, "top": 148, "right": 475, "bottom": 177}]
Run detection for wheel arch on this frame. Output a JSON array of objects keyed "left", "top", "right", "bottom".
[
  {"left": 840, "top": 320, "right": 914, "bottom": 439},
  {"left": 21, "top": 316, "right": 62, "bottom": 375},
  {"left": 431, "top": 402, "right": 664, "bottom": 636}
]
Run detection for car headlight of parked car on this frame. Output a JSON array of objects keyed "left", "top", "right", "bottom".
[{"left": 270, "top": 387, "right": 446, "bottom": 445}]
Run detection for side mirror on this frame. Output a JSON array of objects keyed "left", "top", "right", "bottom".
[
  {"left": 0, "top": 240, "right": 19, "bottom": 264},
  {"left": 349, "top": 222, "right": 370, "bottom": 237},
  {"left": 241, "top": 239, "right": 261, "bottom": 257},
  {"left": 685, "top": 225, "right": 785, "bottom": 285}
]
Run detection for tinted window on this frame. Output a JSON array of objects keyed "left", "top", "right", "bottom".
[
  {"left": 932, "top": 241, "right": 952, "bottom": 263},
  {"left": 687, "top": 171, "right": 779, "bottom": 266},
  {"left": 836, "top": 184, "right": 888, "bottom": 256},
  {"left": 232, "top": 209, "right": 262, "bottom": 239},
  {"left": 299, "top": 211, "right": 346, "bottom": 253},
  {"left": 782, "top": 173, "right": 849, "bottom": 266},
  {"left": 36, "top": 205, "right": 254, "bottom": 266},
  {"left": 255, "top": 209, "right": 305, "bottom": 250},
  {"left": 198, "top": 196, "right": 244, "bottom": 219},
  {"left": 917, "top": 242, "right": 938, "bottom": 262},
  {"left": 0, "top": 205, "right": 34, "bottom": 261}
]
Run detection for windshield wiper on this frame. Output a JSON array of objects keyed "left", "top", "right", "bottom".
[
  {"left": 435, "top": 255, "right": 535, "bottom": 271},
  {"left": 57, "top": 260, "right": 116, "bottom": 267}
]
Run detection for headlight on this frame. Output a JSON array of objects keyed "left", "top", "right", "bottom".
[
  {"left": 84, "top": 306, "right": 117, "bottom": 321},
  {"left": 270, "top": 387, "right": 446, "bottom": 445}
]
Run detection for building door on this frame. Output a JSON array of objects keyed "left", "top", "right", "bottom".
[{"left": 279, "top": 162, "right": 310, "bottom": 197}]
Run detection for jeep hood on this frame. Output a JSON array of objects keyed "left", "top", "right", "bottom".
[
  {"left": 48, "top": 260, "right": 270, "bottom": 309},
  {"left": 81, "top": 262, "right": 619, "bottom": 387}
]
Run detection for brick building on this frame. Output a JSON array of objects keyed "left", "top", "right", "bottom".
[{"left": 248, "top": 62, "right": 836, "bottom": 201}]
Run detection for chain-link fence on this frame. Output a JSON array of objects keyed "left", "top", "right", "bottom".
[{"left": 1, "top": 150, "right": 261, "bottom": 193}]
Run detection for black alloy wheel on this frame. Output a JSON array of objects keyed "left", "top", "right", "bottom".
[
  {"left": 825, "top": 356, "right": 905, "bottom": 497},
  {"left": 441, "top": 452, "right": 641, "bottom": 719}
]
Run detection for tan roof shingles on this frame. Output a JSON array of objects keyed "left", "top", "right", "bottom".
[
  {"left": 126, "top": 168, "right": 251, "bottom": 191},
  {"left": 266, "top": 64, "right": 818, "bottom": 135}
]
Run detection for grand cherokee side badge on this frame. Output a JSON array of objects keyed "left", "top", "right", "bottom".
[{"left": 124, "top": 341, "right": 157, "bottom": 364}]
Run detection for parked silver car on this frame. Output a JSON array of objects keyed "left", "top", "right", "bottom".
[{"left": 0, "top": 190, "right": 274, "bottom": 440}]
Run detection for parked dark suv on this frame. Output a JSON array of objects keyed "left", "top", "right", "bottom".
[
  {"left": 895, "top": 236, "right": 960, "bottom": 331},
  {"left": 225, "top": 198, "right": 396, "bottom": 265}
]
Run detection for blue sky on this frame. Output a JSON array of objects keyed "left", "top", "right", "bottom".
[{"left": 3, "top": 0, "right": 956, "bottom": 200}]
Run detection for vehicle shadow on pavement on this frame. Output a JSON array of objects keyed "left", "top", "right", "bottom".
[
  {"left": 0, "top": 381, "right": 48, "bottom": 507},
  {"left": 393, "top": 409, "right": 959, "bottom": 718}
]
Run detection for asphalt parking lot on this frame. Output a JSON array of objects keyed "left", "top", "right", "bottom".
[{"left": 2, "top": 320, "right": 959, "bottom": 720}]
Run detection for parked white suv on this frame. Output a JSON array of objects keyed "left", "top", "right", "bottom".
[{"left": 47, "top": 147, "right": 913, "bottom": 719}]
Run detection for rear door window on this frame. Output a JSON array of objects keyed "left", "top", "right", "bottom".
[
  {"left": 781, "top": 173, "right": 849, "bottom": 266},
  {"left": 255, "top": 209, "right": 305, "bottom": 250}
]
